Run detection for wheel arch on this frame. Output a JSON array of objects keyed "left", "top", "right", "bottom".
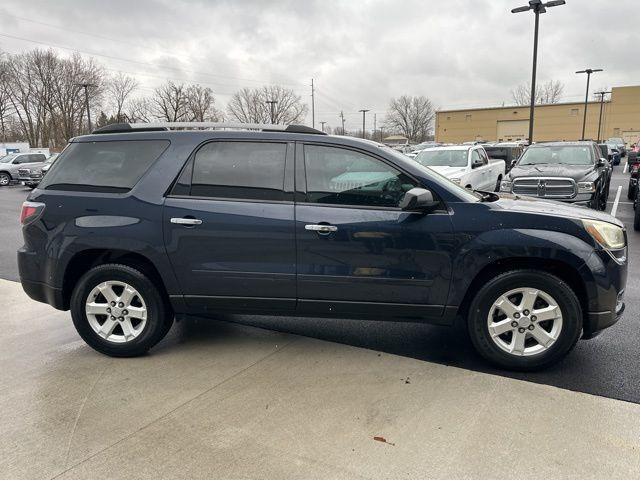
[
  {"left": 62, "top": 249, "right": 171, "bottom": 311},
  {"left": 457, "top": 257, "right": 589, "bottom": 325}
]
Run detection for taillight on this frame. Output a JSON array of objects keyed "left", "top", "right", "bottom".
[{"left": 20, "top": 201, "right": 45, "bottom": 225}]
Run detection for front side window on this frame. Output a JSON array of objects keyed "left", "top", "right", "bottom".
[
  {"left": 304, "top": 144, "right": 416, "bottom": 208},
  {"left": 190, "top": 141, "right": 287, "bottom": 201},
  {"left": 39, "top": 140, "right": 170, "bottom": 192}
]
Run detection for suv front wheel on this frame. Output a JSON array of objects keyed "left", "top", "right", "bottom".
[
  {"left": 467, "top": 270, "right": 582, "bottom": 370},
  {"left": 70, "top": 264, "right": 173, "bottom": 357}
]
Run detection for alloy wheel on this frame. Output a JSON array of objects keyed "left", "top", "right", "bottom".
[
  {"left": 487, "top": 287, "right": 563, "bottom": 356},
  {"left": 85, "top": 281, "right": 148, "bottom": 343},
  {"left": 0, "top": 174, "right": 9, "bottom": 186}
]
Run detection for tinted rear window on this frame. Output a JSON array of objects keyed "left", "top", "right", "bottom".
[{"left": 39, "top": 140, "right": 169, "bottom": 192}]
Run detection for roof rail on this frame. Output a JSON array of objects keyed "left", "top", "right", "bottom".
[{"left": 92, "top": 122, "right": 326, "bottom": 135}]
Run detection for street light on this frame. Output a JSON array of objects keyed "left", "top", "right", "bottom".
[
  {"left": 576, "top": 68, "right": 603, "bottom": 140},
  {"left": 511, "top": 0, "right": 566, "bottom": 144}
]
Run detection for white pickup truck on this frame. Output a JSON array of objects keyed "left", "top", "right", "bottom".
[{"left": 413, "top": 145, "right": 506, "bottom": 191}]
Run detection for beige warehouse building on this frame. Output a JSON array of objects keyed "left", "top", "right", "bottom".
[{"left": 435, "top": 85, "right": 640, "bottom": 146}]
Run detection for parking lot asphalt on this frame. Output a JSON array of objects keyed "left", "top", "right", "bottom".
[
  {"left": 0, "top": 164, "right": 638, "bottom": 405},
  {"left": 2, "top": 279, "right": 640, "bottom": 480}
]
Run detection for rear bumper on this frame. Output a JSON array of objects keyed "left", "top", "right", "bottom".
[
  {"left": 20, "top": 278, "right": 66, "bottom": 310},
  {"left": 18, "top": 247, "right": 67, "bottom": 310}
]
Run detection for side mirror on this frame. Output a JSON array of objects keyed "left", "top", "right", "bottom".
[
  {"left": 511, "top": 159, "right": 518, "bottom": 168},
  {"left": 400, "top": 188, "right": 439, "bottom": 212},
  {"left": 597, "top": 158, "right": 606, "bottom": 167},
  {"left": 471, "top": 159, "right": 483, "bottom": 169}
]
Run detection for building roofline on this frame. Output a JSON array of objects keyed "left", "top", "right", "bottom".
[{"left": 437, "top": 99, "right": 610, "bottom": 114}]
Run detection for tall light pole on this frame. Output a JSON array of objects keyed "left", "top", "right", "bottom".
[
  {"left": 576, "top": 68, "right": 603, "bottom": 140},
  {"left": 339, "top": 111, "right": 345, "bottom": 135},
  {"left": 511, "top": 0, "right": 566, "bottom": 144},
  {"left": 359, "top": 109, "right": 369, "bottom": 139},
  {"left": 594, "top": 90, "right": 611, "bottom": 143},
  {"left": 76, "top": 83, "right": 96, "bottom": 133},
  {"left": 265, "top": 100, "right": 278, "bottom": 124},
  {"left": 310, "top": 79, "right": 315, "bottom": 129}
]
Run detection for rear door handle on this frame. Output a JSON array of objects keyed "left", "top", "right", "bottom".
[
  {"left": 305, "top": 224, "right": 337, "bottom": 234},
  {"left": 170, "top": 217, "right": 203, "bottom": 225}
]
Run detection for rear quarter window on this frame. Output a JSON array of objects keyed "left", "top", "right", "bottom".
[{"left": 39, "top": 140, "right": 170, "bottom": 192}]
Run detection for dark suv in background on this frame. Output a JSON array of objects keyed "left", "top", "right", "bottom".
[
  {"left": 18, "top": 123, "right": 627, "bottom": 370},
  {"left": 500, "top": 141, "right": 611, "bottom": 210}
]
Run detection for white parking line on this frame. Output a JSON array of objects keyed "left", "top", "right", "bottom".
[
  {"left": 610, "top": 186, "right": 622, "bottom": 217},
  {"left": 623, "top": 162, "right": 628, "bottom": 173}
]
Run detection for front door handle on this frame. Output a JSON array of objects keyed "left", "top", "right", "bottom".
[
  {"left": 305, "top": 224, "right": 337, "bottom": 234},
  {"left": 170, "top": 217, "right": 203, "bottom": 226}
]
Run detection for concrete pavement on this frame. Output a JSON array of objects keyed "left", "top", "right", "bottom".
[{"left": 2, "top": 279, "right": 639, "bottom": 480}]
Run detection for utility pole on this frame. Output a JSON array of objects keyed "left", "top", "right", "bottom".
[
  {"left": 265, "top": 100, "right": 278, "bottom": 124},
  {"left": 359, "top": 109, "right": 369, "bottom": 139},
  {"left": 310, "top": 78, "right": 315, "bottom": 129},
  {"left": 594, "top": 90, "right": 611, "bottom": 143},
  {"left": 339, "top": 111, "right": 345, "bottom": 135},
  {"left": 576, "top": 68, "right": 603, "bottom": 140},
  {"left": 320, "top": 121, "right": 326, "bottom": 133},
  {"left": 511, "top": 0, "right": 566, "bottom": 144},
  {"left": 76, "top": 83, "right": 96, "bottom": 133},
  {"left": 373, "top": 113, "right": 377, "bottom": 142}
]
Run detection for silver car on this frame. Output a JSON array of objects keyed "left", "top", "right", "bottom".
[{"left": 0, "top": 153, "right": 47, "bottom": 186}]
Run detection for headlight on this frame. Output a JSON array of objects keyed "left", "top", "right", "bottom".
[
  {"left": 450, "top": 177, "right": 461, "bottom": 185},
  {"left": 582, "top": 219, "right": 625, "bottom": 250},
  {"left": 500, "top": 180, "right": 512, "bottom": 192},
  {"left": 577, "top": 181, "right": 595, "bottom": 193}
]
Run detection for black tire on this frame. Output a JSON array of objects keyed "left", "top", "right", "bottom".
[
  {"left": 70, "top": 263, "right": 173, "bottom": 357},
  {"left": 0, "top": 172, "right": 10, "bottom": 186},
  {"left": 634, "top": 190, "right": 640, "bottom": 231},
  {"left": 467, "top": 270, "right": 582, "bottom": 371},
  {"left": 628, "top": 182, "right": 636, "bottom": 200},
  {"left": 495, "top": 175, "right": 502, "bottom": 192}
]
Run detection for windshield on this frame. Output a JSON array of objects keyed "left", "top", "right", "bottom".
[
  {"left": 0, "top": 154, "right": 17, "bottom": 163},
  {"left": 518, "top": 145, "right": 593, "bottom": 166},
  {"left": 607, "top": 138, "right": 623, "bottom": 144},
  {"left": 415, "top": 149, "right": 468, "bottom": 167}
]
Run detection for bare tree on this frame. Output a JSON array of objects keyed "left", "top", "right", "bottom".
[
  {"left": 126, "top": 97, "right": 153, "bottom": 123},
  {"left": 186, "top": 84, "right": 222, "bottom": 121},
  {"left": 384, "top": 95, "right": 434, "bottom": 143},
  {"left": 0, "top": 55, "right": 14, "bottom": 141},
  {"left": 511, "top": 80, "right": 564, "bottom": 105},
  {"left": 50, "top": 52, "right": 104, "bottom": 142},
  {"left": 107, "top": 73, "right": 138, "bottom": 122},
  {"left": 227, "top": 85, "right": 307, "bottom": 124},
  {"left": 5, "top": 50, "right": 58, "bottom": 147},
  {"left": 150, "top": 81, "right": 189, "bottom": 121}
]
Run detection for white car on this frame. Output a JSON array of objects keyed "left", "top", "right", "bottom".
[{"left": 413, "top": 145, "right": 506, "bottom": 191}]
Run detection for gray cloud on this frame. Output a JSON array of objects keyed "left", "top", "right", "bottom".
[{"left": 0, "top": 0, "right": 637, "bottom": 130}]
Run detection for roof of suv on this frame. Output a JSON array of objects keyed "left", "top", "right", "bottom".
[{"left": 92, "top": 122, "right": 326, "bottom": 136}]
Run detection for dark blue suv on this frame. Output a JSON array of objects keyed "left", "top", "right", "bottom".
[{"left": 18, "top": 123, "right": 627, "bottom": 370}]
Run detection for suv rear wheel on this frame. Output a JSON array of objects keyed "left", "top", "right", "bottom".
[
  {"left": 70, "top": 264, "right": 173, "bottom": 357},
  {"left": 467, "top": 270, "right": 582, "bottom": 371}
]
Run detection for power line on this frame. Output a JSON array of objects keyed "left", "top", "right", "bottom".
[{"left": 0, "top": 32, "right": 306, "bottom": 88}]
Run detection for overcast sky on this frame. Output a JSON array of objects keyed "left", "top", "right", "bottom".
[{"left": 0, "top": 0, "right": 637, "bottom": 130}]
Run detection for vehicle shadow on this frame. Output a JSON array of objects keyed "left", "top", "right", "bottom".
[{"left": 183, "top": 311, "right": 639, "bottom": 404}]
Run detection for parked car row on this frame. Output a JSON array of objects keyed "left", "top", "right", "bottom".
[
  {"left": 0, "top": 152, "right": 59, "bottom": 187},
  {"left": 18, "top": 122, "right": 627, "bottom": 372}
]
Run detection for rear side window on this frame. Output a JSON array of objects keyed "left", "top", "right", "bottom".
[
  {"left": 188, "top": 141, "right": 287, "bottom": 201},
  {"left": 39, "top": 140, "right": 169, "bottom": 192}
]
